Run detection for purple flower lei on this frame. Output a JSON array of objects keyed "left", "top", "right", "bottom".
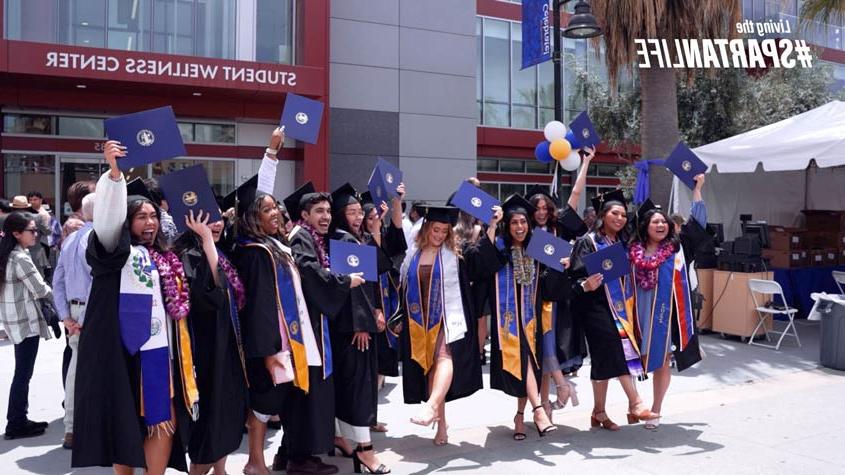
[
  {"left": 218, "top": 253, "right": 246, "bottom": 310},
  {"left": 629, "top": 241, "right": 675, "bottom": 291},
  {"left": 148, "top": 248, "right": 191, "bottom": 320}
]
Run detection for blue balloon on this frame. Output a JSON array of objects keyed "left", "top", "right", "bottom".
[
  {"left": 565, "top": 130, "right": 583, "bottom": 150},
  {"left": 534, "top": 141, "right": 553, "bottom": 163}
]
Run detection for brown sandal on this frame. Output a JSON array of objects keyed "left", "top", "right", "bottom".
[{"left": 590, "top": 411, "right": 620, "bottom": 431}]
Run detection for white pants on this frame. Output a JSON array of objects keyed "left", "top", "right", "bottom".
[
  {"left": 63, "top": 306, "right": 83, "bottom": 434},
  {"left": 336, "top": 419, "right": 370, "bottom": 444}
]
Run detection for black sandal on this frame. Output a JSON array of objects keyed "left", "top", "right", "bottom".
[
  {"left": 513, "top": 411, "right": 526, "bottom": 441},
  {"left": 353, "top": 444, "right": 390, "bottom": 474},
  {"left": 328, "top": 442, "right": 354, "bottom": 458},
  {"left": 533, "top": 405, "right": 558, "bottom": 437}
]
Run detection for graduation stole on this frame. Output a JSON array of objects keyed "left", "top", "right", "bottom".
[
  {"left": 640, "top": 246, "right": 695, "bottom": 373},
  {"left": 220, "top": 253, "right": 249, "bottom": 387},
  {"left": 540, "top": 224, "right": 557, "bottom": 337},
  {"left": 379, "top": 272, "right": 401, "bottom": 349},
  {"left": 588, "top": 233, "right": 640, "bottom": 356},
  {"left": 118, "top": 245, "right": 199, "bottom": 433},
  {"left": 495, "top": 238, "right": 539, "bottom": 381},
  {"left": 405, "top": 250, "right": 445, "bottom": 374},
  {"left": 243, "top": 242, "right": 313, "bottom": 392}
]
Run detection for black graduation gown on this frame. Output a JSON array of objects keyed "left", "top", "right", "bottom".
[
  {"left": 400, "top": 239, "right": 496, "bottom": 404},
  {"left": 180, "top": 245, "right": 248, "bottom": 464},
  {"left": 328, "top": 229, "right": 381, "bottom": 428},
  {"left": 72, "top": 230, "right": 190, "bottom": 471},
  {"left": 486, "top": 238, "right": 569, "bottom": 398},
  {"left": 235, "top": 245, "right": 289, "bottom": 416},
  {"left": 673, "top": 221, "right": 709, "bottom": 371},
  {"left": 569, "top": 235, "right": 630, "bottom": 381},
  {"left": 288, "top": 227, "right": 350, "bottom": 457},
  {"left": 545, "top": 220, "right": 587, "bottom": 373},
  {"left": 373, "top": 223, "right": 407, "bottom": 377}
]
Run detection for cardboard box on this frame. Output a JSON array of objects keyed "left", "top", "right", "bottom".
[
  {"left": 762, "top": 249, "right": 806, "bottom": 268},
  {"left": 696, "top": 268, "right": 715, "bottom": 330},
  {"left": 712, "top": 270, "right": 773, "bottom": 338},
  {"left": 802, "top": 231, "right": 840, "bottom": 249},
  {"left": 802, "top": 210, "right": 845, "bottom": 232},
  {"left": 769, "top": 226, "right": 803, "bottom": 250}
]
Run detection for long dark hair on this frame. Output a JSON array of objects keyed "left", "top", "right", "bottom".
[
  {"left": 528, "top": 193, "right": 558, "bottom": 228},
  {"left": 0, "top": 212, "right": 35, "bottom": 287},
  {"left": 330, "top": 203, "right": 363, "bottom": 241},
  {"left": 239, "top": 193, "right": 291, "bottom": 265},
  {"left": 127, "top": 198, "right": 168, "bottom": 252},
  {"left": 630, "top": 208, "right": 680, "bottom": 250},
  {"left": 593, "top": 200, "right": 629, "bottom": 242},
  {"left": 499, "top": 209, "right": 533, "bottom": 252}
]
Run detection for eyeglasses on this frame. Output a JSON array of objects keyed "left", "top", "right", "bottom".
[{"left": 23, "top": 228, "right": 38, "bottom": 234}]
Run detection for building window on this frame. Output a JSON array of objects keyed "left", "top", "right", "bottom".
[
  {"left": 256, "top": 0, "right": 295, "bottom": 64},
  {"left": 58, "top": 116, "right": 105, "bottom": 138},
  {"left": 4, "top": 154, "right": 56, "bottom": 208},
  {"left": 153, "top": 158, "right": 235, "bottom": 195},
  {"left": 3, "top": 114, "right": 55, "bottom": 134},
  {"left": 194, "top": 123, "right": 236, "bottom": 143}
]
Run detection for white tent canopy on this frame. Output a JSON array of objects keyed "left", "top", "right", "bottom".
[{"left": 672, "top": 100, "right": 845, "bottom": 240}]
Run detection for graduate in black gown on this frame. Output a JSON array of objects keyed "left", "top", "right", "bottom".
[
  {"left": 282, "top": 185, "right": 364, "bottom": 475},
  {"left": 72, "top": 142, "right": 196, "bottom": 474},
  {"left": 629, "top": 174, "right": 709, "bottom": 429},
  {"left": 483, "top": 195, "right": 566, "bottom": 440},
  {"left": 175, "top": 208, "right": 248, "bottom": 475},
  {"left": 569, "top": 190, "right": 658, "bottom": 431},
  {"left": 398, "top": 205, "right": 494, "bottom": 446},
  {"left": 324, "top": 183, "right": 394, "bottom": 474},
  {"left": 361, "top": 189, "right": 408, "bottom": 433}
]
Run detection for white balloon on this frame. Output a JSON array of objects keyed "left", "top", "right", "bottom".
[
  {"left": 543, "top": 121, "right": 568, "bottom": 142},
  {"left": 560, "top": 150, "right": 581, "bottom": 171}
]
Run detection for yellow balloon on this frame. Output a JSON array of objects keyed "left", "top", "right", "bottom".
[{"left": 549, "top": 139, "right": 572, "bottom": 161}]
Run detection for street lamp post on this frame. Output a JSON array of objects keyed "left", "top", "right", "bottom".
[{"left": 551, "top": 0, "right": 602, "bottom": 199}]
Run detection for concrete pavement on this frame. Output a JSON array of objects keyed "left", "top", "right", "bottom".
[{"left": 1, "top": 319, "right": 843, "bottom": 474}]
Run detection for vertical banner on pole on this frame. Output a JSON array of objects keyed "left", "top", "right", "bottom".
[{"left": 521, "top": 0, "right": 554, "bottom": 69}]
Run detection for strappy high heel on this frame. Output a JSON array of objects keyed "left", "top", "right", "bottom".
[
  {"left": 410, "top": 403, "right": 439, "bottom": 427},
  {"left": 532, "top": 406, "right": 558, "bottom": 437},
  {"left": 327, "top": 442, "right": 354, "bottom": 458},
  {"left": 352, "top": 444, "right": 390, "bottom": 474},
  {"left": 644, "top": 414, "right": 661, "bottom": 430},
  {"left": 512, "top": 411, "right": 526, "bottom": 441},
  {"left": 590, "top": 411, "right": 620, "bottom": 431}
]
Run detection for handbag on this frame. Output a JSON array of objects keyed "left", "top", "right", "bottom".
[{"left": 38, "top": 298, "right": 62, "bottom": 339}]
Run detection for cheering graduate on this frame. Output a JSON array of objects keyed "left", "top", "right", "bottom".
[
  {"left": 569, "top": 190, "right": 657, "bottom": 431},
  {"left": 282, "top": 184, "right": 365, "bottom": 475},
  {"left": 324, "top": 183, "right": 394, "bottom": 474},
  {"left": 361, "top": 189, "right": 408, "bottom": 431},
  {"left": 484, "top": 195, "right": 567, "bottom": 440},
  {"left": 72, "top": 142, "right": 197, "bottom": 474},
  {"left": 399, "top": 205, "right": 494, "bottom": 446},
  {"left": 629, "top": 175, "right": 708, "bottom": 429}
]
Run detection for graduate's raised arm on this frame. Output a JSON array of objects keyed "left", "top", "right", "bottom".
[
  {"left": 93, "top": 140, "right": 127, "bottom": 253},
  {"left": 567, "top": 146, "right": 595, "bottom": 211}
]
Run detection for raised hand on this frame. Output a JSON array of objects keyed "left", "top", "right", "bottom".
[
  {"left": 185, "top": 209, "right": 213, "bottom": 243},
  {"left": 102, "top": 140, "right": 126, "bottom": 179}
]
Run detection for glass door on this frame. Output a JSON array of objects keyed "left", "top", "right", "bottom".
[{"left": 58, "top": 156, "right": 147, "bottom": 219}]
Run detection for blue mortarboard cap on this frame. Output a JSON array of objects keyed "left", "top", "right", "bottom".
[
  {"left": 329, "top": 239, "right": 377, "bottom": 281},
  {"left": 526, "top": 228, "right": 573, "bottom": 272},
  {"left": 158, "top": 164, "right": 222, "bottom": 233},
  {"left": 104, "top": 106, "right": 186, "bottom": 171},
  {"left": 367, "top": 159, "right": 403, "bottom": 208},
  {"left": 450, "top": 181, "right": 500, "bottom": 224},
  {"left": 280, "top": 93, "right": 324, "bottom": 144},
  {"left": 583, "top": 241, "right": 630, "bottom": 283},
  {"left": 664, "top": 142, "right": 707, "bottom": 190},
  {"left": 569, "top": 111, "right": 600, "bottom": 148}
]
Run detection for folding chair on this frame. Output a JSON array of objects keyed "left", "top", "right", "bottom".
[
  {"left": 833, "top": 270, "right": 845, "bottom": 294},
  {"left": 747, "top": 279, "right": 801, "bottom": 350}
]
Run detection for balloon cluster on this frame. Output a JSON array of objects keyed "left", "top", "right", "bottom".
[{"left": 534, "top": 121, "right": 584, "bottom": 172}]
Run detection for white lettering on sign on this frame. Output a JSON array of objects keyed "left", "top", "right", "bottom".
[{"left": 43, "top": 51, "right": 298, "bottom": 87}]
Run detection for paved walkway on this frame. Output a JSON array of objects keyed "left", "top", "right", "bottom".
[{"left": 1, "top": 319, "right": 842, "bottom": 474}]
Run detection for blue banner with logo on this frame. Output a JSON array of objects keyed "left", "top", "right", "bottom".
[{"left": 521, "top": 0, "right": 553, "bottom": 69}]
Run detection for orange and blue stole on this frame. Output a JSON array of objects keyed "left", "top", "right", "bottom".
[
  {"left": 405, "top": 250, "right": 444, "bottom": 374},
  {"left": 494, "top": 238, "right": 539, "bottom": 381}
]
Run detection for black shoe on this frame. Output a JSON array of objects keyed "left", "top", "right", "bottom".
[
  {"left": 480, "top": 350, "right": 487, "bottom": 366},
  {"left": 29, "top": 420, "right": 48, "bottom": 430},
  {"left": 287, "top": 457, "right": 338, "bottom": 475},
  {"left": 272, "top": 452, "right": 287, "bottom": 471},
  {"left": 4, "top": 423, "right": 46, "bottom": 440},
  {"left": 267, "top": 419, "right": 282, "bottom": 430}
]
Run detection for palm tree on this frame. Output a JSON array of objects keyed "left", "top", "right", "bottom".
[
  {"left": 588, "top": 1, "right": 741, "bottom": 206},
  {"left": 800, "top": 0, "right": 845, "bottom": 26}
]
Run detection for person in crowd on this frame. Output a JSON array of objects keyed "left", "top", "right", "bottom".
[
  {"left": 528, "top": 147, "right": 594, "bottom": 422},
  {"left": 11, "top": 196, "right": 51, "bottom": 279},
  {"left": 276, "top": 182, "right": 365, "bottom": 475},
  {"left": 629, "top": 174, "right": 708, "bottom": 429},
  {"left": 583, "top": 207, "right": 597, "bottom": 230},
  {"left": 569, "top": 190, "right": 658, "bottom": 431},
  {"left": 72, "top": 141, "right": 197, "bottom": 474},
  {"left": 453, "top": 205, "right": 489, "bottom": 367},
  {"left": 484, "top": 195, "right": 568, "bottom": 440},
  {"left": 66, "top": 181, "right": 96, "bottom": 222},
  {"left": 325, "top": 183, "right": 399, "bottom": 474},
  {"left": 52, "top": 192, "right": 96, "bottom": 450},
  {"left": 143, "top": 178, "right": 179, "bottom": 245},
  {"left": 402, "top": 201, "right": 426, "bottom": 246},
  {"left": 0, "top": 211, "right": 52, "bottom": 440},
  {"left": 362, "top": 189, "right": 408, "bottom": 433},
  {"left": 27, "top": 191, "right": 61, "bottom": 249},
  {"left": 0, "top": 198, "right": 13, "bottom": 228},
  {"left": 176, "top": 207, "right": 249, "bottom": 475},
  {"left": 400, "top": 204, "right": 497, "bottom": 446}
]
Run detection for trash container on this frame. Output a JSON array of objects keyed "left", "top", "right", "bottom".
[{"left": 816, "top": 297, "right": 845, "bottom": 371}]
